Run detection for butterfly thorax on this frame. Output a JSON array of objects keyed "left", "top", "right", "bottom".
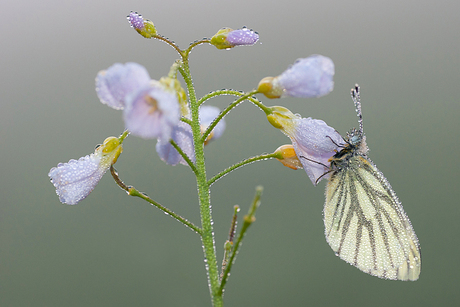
[{"left": 328, "top": 128, "right": 368, "bottom": 171}]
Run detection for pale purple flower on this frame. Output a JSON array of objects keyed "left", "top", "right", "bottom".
[
  {"left": 226, "top": 28, "right": 259, "bottom": 47},
  {"left": 277, "top": 55, "right": 334, "bottom": 98},
  {"left": 96, "top": 62, "right": 150, "bottom": 110},
  {"left": 48, "top": 137, "right": 122, "bottom": 205},
  {"left": 287, "top": 117, "right": 343, "bottom": 185},
  {"left": 124, "top": 82, "right": 180, "bottom": 140}
]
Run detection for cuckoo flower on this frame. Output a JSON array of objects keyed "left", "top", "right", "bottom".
[
  {"left": 211, "top": 27, "right": 259, "bottom": 49},
  {"left": 258, "top": 55, "right": 334, "bottom": 99},
  {"left": 48, "top": 137, "right": 123, "bottom": 205},
  {"left": 156, "top": 105, "right": 226, "bottom": 166},
  {"left": 267, "top": 106, "right": 343, "bottom": 185}
]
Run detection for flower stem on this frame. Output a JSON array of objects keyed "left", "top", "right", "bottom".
[
  {"left": 197, "top": 89, "right": 246, "bottom": 106},
  {"left": 109, "top": 166, "right": 201, "bottom": 233},
  {"left": 183, "top": 39, "right": 211, "bottom": 58},
  {"left": 220, "top": 205, "right": 239, "bottom": 280},
  {"left": 118, "top": 130, "right": 130, "bottom": 143},
  {"left": 169, "top": 139, "right": 198, "bottom": 175},
  {"left": 201, "top": 90, "right": 271, "bottom": 143},
  {"left": 208, "top": 153, "right": 279, "bottom": 186},
  {"left": 152, "top": 35, "right": 183, "bottom": 55},
  {"left": 180, "top": 56, "right": 223, "bottom": 306},
  {"left": 128, "top": 187, "right": 202, "bottom": 234}
]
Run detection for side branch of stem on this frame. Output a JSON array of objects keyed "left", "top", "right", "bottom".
[
  {"left": 218, "top": 186, "right": 263, "bottom": 295},
  {"left": 208, "top": 153, "right": 279, "bottom": 186},
  {"left": 169, "top": 139, "right": 198, "bottom": 175},
  {"left": 109, "top": 166, "right": 201, "bottom": 234}
]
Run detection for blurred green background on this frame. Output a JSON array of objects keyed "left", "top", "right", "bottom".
[{"left": 1, "top": 0, "right": 459, "bottom": 306}]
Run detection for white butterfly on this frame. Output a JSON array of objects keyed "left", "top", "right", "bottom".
[{"left": 323, "top": 85, "right": 421, "bottom": 280}]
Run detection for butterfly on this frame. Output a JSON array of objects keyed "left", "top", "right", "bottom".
[{"left": 323, "top": 84, "right": 421, "bottom": 280}]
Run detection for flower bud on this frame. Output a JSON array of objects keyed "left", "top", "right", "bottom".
[
  {"left": 210, "top": 27, "right": 259, "bottom": 49},
  {"left": 266, "top": 106, "right": 299, "bottom": 130},
  {"left": 127, "top": 11, "right": 157, "bottom": 38}
]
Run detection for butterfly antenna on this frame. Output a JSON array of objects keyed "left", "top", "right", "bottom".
[{"left": 351, "top": 84, "right": 364, "bottom": 136}]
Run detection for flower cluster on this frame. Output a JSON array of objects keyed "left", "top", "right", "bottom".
[
  {"left": 50, "top": 61, "right": 227, "bottom": 204},
  {"left": 49, "top": 13, "right": 337, "bottom": 205}
]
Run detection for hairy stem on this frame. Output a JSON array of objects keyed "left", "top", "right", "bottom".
[
  {"left": 109, "top": 166, "right": 201, "bottom": 233},
  {"left": 180, "top": 56, "right": 222, "bottom": 306},
  {"left": 218, "top": 186, "right": 263, "bottom": 295},
  {"left": 208, "top": 153, "right": 279, "bottom": 186}
]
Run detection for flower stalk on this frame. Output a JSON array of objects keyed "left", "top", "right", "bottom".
[{"left": 180, "top": 56, "right": 223, "bottom": 306}]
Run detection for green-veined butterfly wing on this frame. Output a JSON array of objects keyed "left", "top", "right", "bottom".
[
  {"left": 323, "top": 84, "right": 421, "bottom": 280},
  {"left": 324, "top": 155, "right": 421, "bottom": 280}
]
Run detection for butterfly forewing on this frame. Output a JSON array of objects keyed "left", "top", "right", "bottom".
[{"left": 324, "top": 155, "right": 421, "bottom": 280}]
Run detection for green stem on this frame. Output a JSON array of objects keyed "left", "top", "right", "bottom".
[
  {"left": 197, "top": 89, "right": 245, "bottom": 106},
  {"left": 218, "top": 186, "right": 263, "bottom": 295},
  {"left": 169, "top": 139, "right": 198, "bottom": 175},
  {"left": 183, "top": 39, "right": 211, "bottom": 58},
  {"left": 152, "top": 35, "right": 183, "bottom": 55},
  {"left": 208, "top": 153, "right": 279, "bottom": 186},
  {"left": 109, "top": 166, "right": 201, "bottom": 234},
  {"left": 128, "top": 187, "right": 202, "bottom": 234},
  {"left": 180, "top": 57, "right": 222, "bottom": 307},
  {"left": 201, "top": 90, "right": 271, "bottom": 143},
  {"left": 118, "top": 130, "right": 130, "bottom": 143},
  {"left": 181, "top": 116, "right": 193, "bottom": 126},
  {"left": 220, "top": 205, "right": 239, "bottom": 281},
  {"left": 198, "top": 89, "right": 268, "bottom": 112}
]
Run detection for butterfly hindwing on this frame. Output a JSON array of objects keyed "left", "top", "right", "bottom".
[{"left": 324, "top": 155, "right": 421, "bottom": 280}]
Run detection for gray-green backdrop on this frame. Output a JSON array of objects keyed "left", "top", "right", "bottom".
[{"left": 2, "top": 0, "right": 459, "bottom": 306}]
